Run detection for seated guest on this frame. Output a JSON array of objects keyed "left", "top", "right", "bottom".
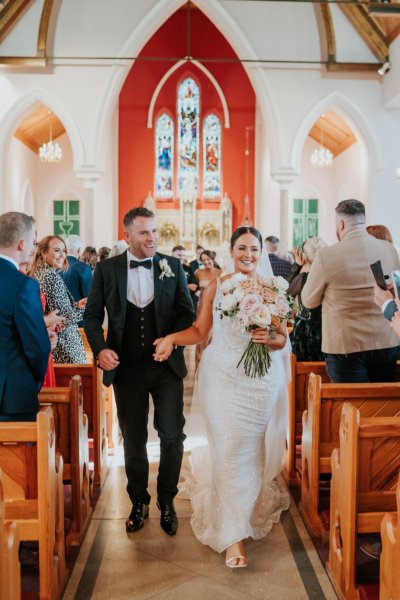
[
  {"left": 81, "top": 245, "right": 98, "bottom": 272},
  {"left": 109, "top": 240, "right": 128, "bottom": 258},
  {"left": 367, "top": 224, "right": 393, "bottom": 243},
  {"left": 60, "top": 234, "right": 92, "bottom": 304},
  {"left": 289, "top": 237, "right": 327, "bottom": 361},
  {"left": 172, "top": 245, "right": 199, "bottom": 311},
  {"left": 29, "top": 235, "right": 87, "bottom": 364},
  {"left": 0, "top": 212, "right": 50, "bottom": 422},
  {"left": 190, "top": 244, "right": 205, "bottom": 273},
  {"left": 98, "top": 246, "right": 111, "bottom": 261},
  {"left": 265, "top": 235, "right": 292, "bottom": 280}
]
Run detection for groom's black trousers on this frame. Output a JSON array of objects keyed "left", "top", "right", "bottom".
[{"left": 113, "top": 357, "right": 185, "bottom": 505}]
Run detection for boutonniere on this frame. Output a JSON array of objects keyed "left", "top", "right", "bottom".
[{"left": 159, "top": 258, "right": 175, "bottom": 280}]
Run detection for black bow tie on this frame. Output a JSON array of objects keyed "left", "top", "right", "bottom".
[{"left": 130, "top": 259, "right": 152, "bottom": 270}]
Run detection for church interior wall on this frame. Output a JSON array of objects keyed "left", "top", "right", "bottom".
[{"left": 0, "top": 1, "right": 400, "bottom": 249}]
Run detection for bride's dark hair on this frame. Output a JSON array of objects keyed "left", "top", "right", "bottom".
[{"left": 230, "top": 226, "right": 263, "bottom": 250}]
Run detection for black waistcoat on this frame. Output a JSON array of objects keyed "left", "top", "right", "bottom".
[{"left": 121, "top": 300, "right": 158, "bottom": 364}]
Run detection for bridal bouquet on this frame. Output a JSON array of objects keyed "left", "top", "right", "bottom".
[{"left": 216, "top": 273, "right": 293, "bottom": 378}]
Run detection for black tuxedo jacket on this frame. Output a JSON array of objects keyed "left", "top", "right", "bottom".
[{"left": 83, "top": 251, "right": 195, "bottom": 386}]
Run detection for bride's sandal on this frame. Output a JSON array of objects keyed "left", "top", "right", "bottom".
[
  {"left": 226, "top": 555, "right": 248, "bottom": 569},
  {"left": 225, "top": 542, "right": 248, "bottom": 569}
]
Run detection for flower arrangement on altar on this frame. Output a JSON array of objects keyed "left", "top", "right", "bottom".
[
  {"left": 159, "top": 221, "right": 179, "bottom": 244},
  {"left": 216, "top": 273, "right": 293, "bottom": 378},
  {"left": 198, "top": 221, "right": 219, "bottom": 245}
]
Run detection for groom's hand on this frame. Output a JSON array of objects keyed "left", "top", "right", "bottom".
[{"left": 97, "top": 349, "right": 120, "bottom": 370}]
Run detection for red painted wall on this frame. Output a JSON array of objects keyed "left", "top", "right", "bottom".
[{"left": 118, "top": 6, "right": 255, "bottom": 236}]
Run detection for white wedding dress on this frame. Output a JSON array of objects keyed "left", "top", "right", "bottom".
[{"left": 183, "top": 278, "right": 291, "bottom": 553}]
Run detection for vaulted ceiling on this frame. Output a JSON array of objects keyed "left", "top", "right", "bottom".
[
  {"left": 14, "top": 104, "right": 65, "bottom": 154},
  {"left": 308, "top": 112, "right": 357, "bottom": 158}
]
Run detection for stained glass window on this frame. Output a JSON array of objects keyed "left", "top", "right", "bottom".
[
  {"left": 203, "top": 114, "right": 221, "bottom": 198},
  {"left": 53, "top": 200, "right": 80, "bottom": 236},
  {"left": 155, "top": 113, "right": 174, "bottom": 198},
  {"left": 178, "top": 77, "right": 200, "bottom": 198}
]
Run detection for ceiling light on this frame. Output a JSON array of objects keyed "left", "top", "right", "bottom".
[
  {"left": 378, "top": 61, "right": 391, "bottom": 76},
  {"left": 38, "top": 112, "right": 62, "bottom": 163},
  {"left": 310, "top": 115, "right": 333, "bottom": 168}
]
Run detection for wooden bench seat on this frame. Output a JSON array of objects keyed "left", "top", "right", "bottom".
[
  {"left": 299, "top": 374, "right": 400, "bottom": 540},
  {"left": 327, "top": 404, "right": 400, "bottom": 600},
  {"left": 39, "top": 375, "right": 92, "bottom": 545},
  {"left": 0, "top": 468, "right": 20, "bottom": 600},
  {"left": 54, "top": 362, "right": 108, "bottom": 490},
  {"left": 0, "top": 408, "right": 67, "bottom": 600},
  {"left": 379, "top": 474, "right": 400, "bottom": 600},
  {"left": 283, "top": 356, "right": 328, "bottom": 487}
]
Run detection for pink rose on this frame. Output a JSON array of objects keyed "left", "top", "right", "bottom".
[
  {"left": 275, "top": 296, "right": 290, "bottom": 317},
  {"left": 262, "top": 287, "right": 277, "bottom": 303},
  {"left": 240, "top": 278, "right": 259, "bottom": 293},
  {"left": 239, "top": 293, "right": 262, "bottom": 317}
]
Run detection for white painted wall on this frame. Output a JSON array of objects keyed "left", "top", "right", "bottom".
[{"left": 0, "top": 0, "right": 400, "bottom": 248}]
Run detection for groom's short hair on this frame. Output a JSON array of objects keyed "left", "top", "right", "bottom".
[
  {"left": 123, "top": 207, "right": 154, "bottom": 228},
  {"left": 0, "top": 212, "right": 35, "bottom": 247}
]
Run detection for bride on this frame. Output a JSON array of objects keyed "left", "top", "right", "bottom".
[{"left": 153, "top": 226, "right": 290, "bottom": 568}]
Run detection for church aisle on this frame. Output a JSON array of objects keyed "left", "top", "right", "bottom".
[{"left": 62, "top": 352, "right": 337, "bottom": 600}]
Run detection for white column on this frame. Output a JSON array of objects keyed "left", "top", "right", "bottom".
[
  {"left": 279, "top": 184, "right": 290, "bottom": 251},
  {"left": 75, "top": 170, "right": 102, "bottom": 245}
]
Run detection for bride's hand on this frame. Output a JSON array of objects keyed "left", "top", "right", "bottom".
[
  {"left": 250, "top": 327, "right": 270, "bottom": 345},
  {"left": 153, "top": 336, "right": 174, "bottom": 362}
]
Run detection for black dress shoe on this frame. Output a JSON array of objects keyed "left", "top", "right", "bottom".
[
  {"left": 125, "top": 502, "right": 149, "bottom": 533},
  {"left": 157, "top": 499, "right": 178, "bottom": 536}
]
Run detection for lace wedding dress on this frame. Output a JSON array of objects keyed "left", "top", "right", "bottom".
[{"left": 183, "top": 278, "right": 290, "bottom": 553}]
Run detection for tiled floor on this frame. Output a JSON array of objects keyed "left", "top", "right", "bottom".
[{"left": 63, "top": 351, "right": 337, "bottom": 599}]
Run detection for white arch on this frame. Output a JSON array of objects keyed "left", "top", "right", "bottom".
[
  {"left": 0, "top": 87, "right": 85, "bottom": 212},
  {"left": 290, "top": 91, "right": 383, "bottom": 173},
  {"left": 93, "top": 0, "right": 282, "bottom": 173},
  {"left": 147, "top": 59, "right": 230, "bottom": 128}
]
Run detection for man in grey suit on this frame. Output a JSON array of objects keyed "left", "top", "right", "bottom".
[{"left": 302, "top": 199, "right": 399, "bottom": 383}]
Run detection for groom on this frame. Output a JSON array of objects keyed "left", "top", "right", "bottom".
[{"left": 84, "top": 207, "right": 194, "bottom": 535}]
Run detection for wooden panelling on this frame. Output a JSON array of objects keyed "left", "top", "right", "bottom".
[
  {"left": 14, "top": 103, "right": 65, "bottom": 154},
  {"left": 308, "top": 111, "right": 357, "bottom": 158}
]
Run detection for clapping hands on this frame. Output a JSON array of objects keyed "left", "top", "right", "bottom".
[
  {"left": 153, "top": 337, "right": 174, "bottom": 362},
  {"left": 44, "top": 310, "right": 66, "bottom": 332}
]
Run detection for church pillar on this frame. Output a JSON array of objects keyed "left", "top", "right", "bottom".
[
  {"left": 273, "top": 174, "right": 295, "bottom": 251},
  {"left": 76, "top": 171, "right": 102, "bottom": 245}
]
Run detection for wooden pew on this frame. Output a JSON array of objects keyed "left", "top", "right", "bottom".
[
  {"left": 54, "top": 362, "right": 108, "bottom": 490},
  {"left": 39, "top": 375, "right": 92, "bottom": 545},
  {"left": 0, "top": 468, "right": 20, "bottom": 600},
  {"left": 380, "top": 474, "right": 400, "bottom": 600},
  {"left": 0, "top": 408, "right": 67, "bottom": 600},
  {"left": 327, "top": 404, "right": 400, "bottom": 600},
  {"left": 283, "top": 356, "right": 328, "bottom": 487},
  {"left": 299, "top": 374, "right": 400, "bottom": 540}
]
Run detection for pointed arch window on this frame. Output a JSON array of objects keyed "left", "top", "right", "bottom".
[
  {"left": 178, "top": 77, "right": 200, "bottom": 198},
  {"left": 154, "top": 75, "right": 223, "bottom": 201},
  {"left": 203, "top": 113, "right": 221, "bottom": 198},
  {"left": 155, "top": 113, "right": 174, "bottom": 199}
]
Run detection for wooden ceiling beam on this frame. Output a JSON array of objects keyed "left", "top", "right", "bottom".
[
  {"left": 326, "top": 61, "right": 380, "bottom": 72},
  {"left": 320, "top": 5, "right": 336, "bottom": 63},
  {"left": 339, "top": 4, "right": 389, "bottom": 63},
  {"left": 37, "top": 0, "right": 54, "bottom": 58},
  {"left": 0, "top": 0, "right": 33, "bottom": 43}
]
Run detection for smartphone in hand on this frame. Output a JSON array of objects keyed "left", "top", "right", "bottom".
[
  {"left": 391, "top": 270, "right": 400, "bottom": 300},
  {"left": 370, "top": 260, "right": 387, "bottom": 290}
]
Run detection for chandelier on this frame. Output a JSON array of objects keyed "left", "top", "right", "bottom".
[
  {"left": 310, "top": 115, "right": 333, "bottom": 168},
  {"left": 38, "top": 114, "right": 62, "bottom": 163}
]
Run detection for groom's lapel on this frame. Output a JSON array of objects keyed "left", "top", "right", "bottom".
[
  {"left": 153, "top": 254, "right": 163, "bottom": 314},
  {"left": 116, "top": 251, "right": 128, "bottom": 322}
]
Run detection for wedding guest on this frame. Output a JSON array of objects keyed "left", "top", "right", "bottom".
[
  {"left": 109, "top": 240, "right": 128, "bottom": 258},
  {"left": 60, "top": 234, "right": 92, "bottom": 301},
  {"left": 366, "top": 224, "right": 393, "bottom": 243},
  {"left": 194, "top": 250, "right": 221, "bottom": 290},
  {"left": 190, "top": 244, "right": 205, "bottom": 273},
  {"left": 0, "top": 212, "right": 50, "bottom": 421},
  {"left": 98, "top": 246, "right": 111, "bottom": 261},
  {"left": 289, "top": 236, "right": 327, "bottom": 361},
  {"left": 81, "top": 245, "right": 98, "bottom": 271},
  {"left": 172, "top": 245, "right": 199, "bottom": 311},
  {"left": 29, "top": 235, "right": 87, "bottom": 364},
  {"left": 154, "top": 226, "right": 290, "bottom": 568},
  {"left": 302, "top": 199, "right": 399, "bottom": 383},
  {"left": 265, "top": 235, "right": 292, "bottom": 280},
  {"left": 84, "top": 207, "right": 194, "bottom": 537}
]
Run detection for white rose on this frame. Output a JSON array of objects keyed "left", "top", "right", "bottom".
[
  {"left": 220, "top": 293, "right": 238, "bottom": 312},
  {"left": 233, "top": 286, "right": 245, "bottom": 302},
  {"left": 275, "top": 276, "right": 289, "bottom": 291},
  {"left": 221, "top": 279, "right": 235, "bottom": 293},
  {"left": 268, "top": 304, "right": 280, "bottom": 316},
  {"left": 250, "top": 305, "right": 272, "bottom": 328}
]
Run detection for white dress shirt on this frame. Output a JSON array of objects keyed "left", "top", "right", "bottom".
[
  {"left": 0, "top": 254, "right": 19, "bottom": 270},
  {"left": 126, "top": 250, "right": 154, "bottom": 308}
]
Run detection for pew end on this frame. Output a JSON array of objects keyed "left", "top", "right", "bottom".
[
  {"left": 0, "top": 468, "right": 21, "bottom": 600},
  {"left": 379, "top": 474, "right": 400, "bottom": 600}
]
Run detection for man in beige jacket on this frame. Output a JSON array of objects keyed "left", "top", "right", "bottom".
[{"left": 301, "top": 199, "right": 399, "bottom": 383}]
